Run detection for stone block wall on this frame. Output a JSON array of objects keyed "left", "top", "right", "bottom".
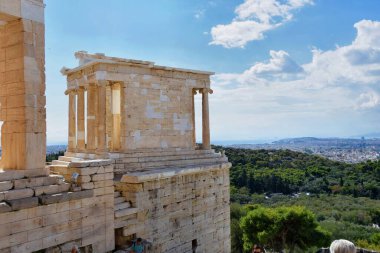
[
  {"left": 0, "top": 160, "right": 115, "bottom": 253},
  {"left": 0, "top": 1, "right": 46, "bottom": 170},
  {"left": 118, "top": 72, "right": 201, "bottom": 150},
  {"left": 116, "top": 163, "right": 231, "bottom": 253}
]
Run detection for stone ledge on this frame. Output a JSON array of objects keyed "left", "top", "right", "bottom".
[
  {"left": 114, "top": 207, "right": 139, "bottom": 218},
  {"left": 68, "top": 159, "right": 113, "bottom": 168},
  {"left": 0, "top": 168, "right": 49, "bottom": 181},
  {"left": 0, "top": 189, "right": 94, "bottom": 213},
  {"left": 6, "top": 197, "right": 39, "bottom": 211},
  {"left": 39, "top": 190, "right": 94, "bottom": 205},
  {"left": 120, "top": 162, "right": 231, "bottom": 183}
]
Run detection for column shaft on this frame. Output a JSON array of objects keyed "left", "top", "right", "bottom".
[
  {"left": 87, "top": 85, "right": 97, "bottom": 151},
  {"left": 77, "top": 88, "right": 85, "bottom": 151},
  {"left": 202, "top": 88, "right": 211, "bottom": 150},
  {"left": 192, "top": 89, "right": 196, "bottom": 148},
  {"left": 97, "top": 84, "right": 107, "bottom": 153},
  {"left": 67, "top": 91, "right": 77, "bottom": 151},
  {"left": 111, "top": 83, "right": 121, "bottom": 151}
]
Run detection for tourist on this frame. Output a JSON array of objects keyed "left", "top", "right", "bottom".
[
  {"left": 130, "top": 238, "right": 144, "bottom": 253},
  {"left": 252, "top": 244, "right": 266, "bottom": 253},
  {"left": 330, "top": 239, "right": 356, "bottom": 253},
  {"left": 71, "top": 245, "right": 80, "bottom": 253}
]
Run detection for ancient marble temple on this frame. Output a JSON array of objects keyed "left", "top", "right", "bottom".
[{"left": 0, "top": 1, "right": 231, "bottom": 252}]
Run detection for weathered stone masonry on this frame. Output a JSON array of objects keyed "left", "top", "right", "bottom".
[
  {"left": 117, "top": 163, "right": 231, "bottom": 253},
  {"left": 0, "top": 1, "right": 231, "bottom": 252},
  {"left": 58, "top": 51, "right": 232, "bottom": 253}
]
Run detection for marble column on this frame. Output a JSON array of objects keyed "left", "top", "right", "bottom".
[
  {"left": 202, "top": 88, "right": 211, "bottom": 150},
  {"left": 105, "top": 85, "right": 113, "bottom": 150},
  {"left": 76, "top": 87, "right": 85, "bottom": 151},
  {"left": 67, "top": 90, "right": 77, "bottom": 151},
  {"left": 87, "top": 84, "right": 97, "bottom": 151},
  {"left": 97, "top": 82, "right": 107, "bottom": 153},
  {"left": 192, "top": 89, "right": 197, "bottom": 148},
  {"left": 111, "top": 83, "right": 121, "bottom": 151}
]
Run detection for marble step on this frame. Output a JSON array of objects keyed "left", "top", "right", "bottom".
[
  {"left": 116, "top": 152, "right": 222, "bottom": 163},
  {"left": 115, "top": 201, "right": 131, "bottom": 211},
  {"left": 114, "top": 196, "right": 126, "bottom": 204},
  {"left": 52, "top": 160, "right": 70, "bottom": 166},
  {"left": 115, "top": 207, "right": 139, "bottom": 218},
  {"left": 117, "top": 149, "right": 215, "bottom": 158},
  {"left": 120, "top": 156, "right": 228, "bottom": 170},
  {"left": 65, "top": 149, "right": 216, "bottom": 158},
  {"left": 58, "top": 156, "right": 83, "bottom": 162}
]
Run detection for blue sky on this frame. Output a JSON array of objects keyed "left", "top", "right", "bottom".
[{"left": 45, "top": 0, "right": 380, "bottom": 144}]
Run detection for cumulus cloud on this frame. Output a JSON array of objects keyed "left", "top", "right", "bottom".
[
  {"left": 243, "top": 50, "right": 304, "bottom": 80},
  {"left": 303, "top": 20, "right": 380, "bottom": 87},
  {"left": 353, "top": 20, "right": 380, "bottom": 47},
  {"left": 210, "top": 0, "right": 313, "bottom": 48},
  {"left": 356, "top": 92, "right": 380, "bottom": 109},
  {"left": 209, "top": 20, "right": 380, "bottom": 139}
]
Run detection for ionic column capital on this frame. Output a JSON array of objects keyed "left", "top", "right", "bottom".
[
  {"left": 201, "top": 88, "right": 213, "bottom": 94},
  {"left": 65, "top": 88, "right": 78, "bottom": 95},
  {"left": 96, "top": 80, "right": 110, "bottom": 87}
]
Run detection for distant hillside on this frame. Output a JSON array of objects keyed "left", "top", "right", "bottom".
[
  {"left": 214, "top": 147, "right": 380, "bottom": 200},
  {"left": 273, "top": 137, "right": 380, "bottom": 147},
  {"left": 46, "top": 145, "right": 67, "bottom": 154}
]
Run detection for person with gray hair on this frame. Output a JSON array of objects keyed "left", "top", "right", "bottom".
[{"left": 330, "top": 239, "right": 356, "bottom": 253}]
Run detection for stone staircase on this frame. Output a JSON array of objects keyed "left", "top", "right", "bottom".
[{"left": 114, "top": 191, "right": 139, "bottom": 229}]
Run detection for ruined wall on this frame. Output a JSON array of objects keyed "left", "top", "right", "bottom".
[
  {"left": 115, "top": 163, "right": 231, "bottom": 253},
  {"left": 0, "top": 160, "right": 115, "bottom": 253}
]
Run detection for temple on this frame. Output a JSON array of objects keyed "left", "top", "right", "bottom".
[
  {"left": 61, "top": 51, "right": 214, "bottom": 157},
  {"left": 0, "top": 1, "right": 231, "bottom": 252}
]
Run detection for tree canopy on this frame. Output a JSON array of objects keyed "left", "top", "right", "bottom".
[
  {"left": 240, "top": 205, "right": 331, "bottom": 253},
  {"left": 214, "top": 147, "right": 380, "bottom": 200}
]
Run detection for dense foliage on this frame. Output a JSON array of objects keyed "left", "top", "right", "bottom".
[
  {"left": 214, "top": 147, "right": 380, "bottom": 199},
  {"left": 46, "top": 151, "right": 64, "bottom": 163},
  {"left": 216, "top": 147, "right": 380, "bottom": 252},
  {"left": 240, "top": 205, "right": 330, "bottom": 252}
]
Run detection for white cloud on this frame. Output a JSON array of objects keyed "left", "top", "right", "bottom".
[
  {"left": 210, "top": 21, "right": 277, "bottom": 48},
  {"left": 242, "top": 50, "right": 304, "bottom": 81},
  {"left": 303, "top": 21, "right": 380, "bottom": 87},
  {"left": 194, "top": 9, "right": 205, "bottom": 20},
  {"left": 209, "top": 20, "right": 380, "bottom": 139},
  {"left": 210, "top": 0, "right": 313, "bottom": 48},
  {"left": 353, "top": 20, "right": 380, "bottom": 47},
  {"left": 356, "top": 92, "right": 380, "bottom": 109}
]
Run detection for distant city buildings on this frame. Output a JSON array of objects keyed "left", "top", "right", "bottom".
[{"left": 230, "top": 137, "right": 380, "bottom": 163}]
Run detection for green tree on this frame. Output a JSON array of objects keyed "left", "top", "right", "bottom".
[{"left": 240, "top": 205, "right": 331, "bottom": 253}]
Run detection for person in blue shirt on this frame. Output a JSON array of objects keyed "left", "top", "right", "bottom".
[{"left": 131, "top": 238, "right": 144, "bottom": 253}]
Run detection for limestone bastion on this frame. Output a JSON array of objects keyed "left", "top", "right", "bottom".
[{"left": 0, "top": 1, "right": 231, "bottom": 252}]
